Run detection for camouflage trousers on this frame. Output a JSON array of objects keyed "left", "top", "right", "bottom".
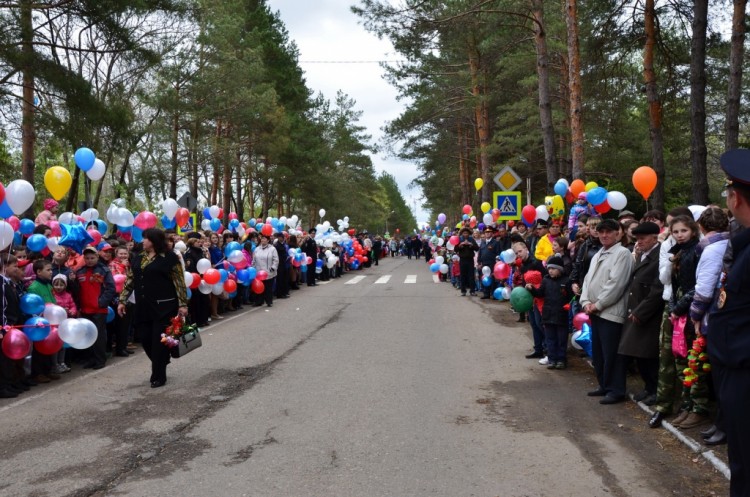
[{"left": 654, "top": 309, "right": 710, "bottom": 415}]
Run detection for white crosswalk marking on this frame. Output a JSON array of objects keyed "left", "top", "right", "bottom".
[
  {"left": 404, "top": 275, "right": 417, "bottom": 284},
  {"left": 374, "top": 275, "right": 391, "bottom": 284},
  {"left": 345, "top": 275, "right": 367, "bottom": 285}
]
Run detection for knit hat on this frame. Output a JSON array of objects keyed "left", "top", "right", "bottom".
[
  {"left": 44, "top": 198, "right": 59, "bottom": 211},
  {"left": 546, "top": 255, "right": 564, "bottom": 272},
  {"left": 52, "top": 273, "right": 67, "bottom": 284}
]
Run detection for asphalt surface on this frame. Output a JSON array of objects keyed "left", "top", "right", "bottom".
[{"left": 0, "top": 256, "right": 729, "bottom": 496}]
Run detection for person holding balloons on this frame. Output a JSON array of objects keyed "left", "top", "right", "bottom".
[
  {"left": 76, "top": 247, "right": 116, "bottom": 370},
  {"left": 117, "top": 228, "right": 188, "bottom": 388},
  {"left": 0, "top": 254, "right": 29, "bottom": 398},
  {"left": 51, "top": 274, "right": 76, "bottom": 373},
  {"left": 456, "top": 227, "right": 479, "bottom": 297},
  {"left": 26, "top": 259, "right": 60, "bottom": 383},
  {"left": 252, "top": 232, "right": 279, "bottom": 307}
]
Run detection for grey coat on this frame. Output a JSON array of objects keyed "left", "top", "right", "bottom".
[{"left": 618, "top": 245, "right": 665, "bottom": 358}]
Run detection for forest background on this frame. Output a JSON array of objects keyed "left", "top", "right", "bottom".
[{"left": 0, "top": 0, "right": 746, "bottom": 233}]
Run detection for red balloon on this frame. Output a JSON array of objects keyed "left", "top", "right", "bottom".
[
  {"left": 175, "top": 208, "right": 190, "bottom": 227},
  {"left": 348, "top": 229, "right": 356, "bottom": 236},
  {"left": 261, "top": 224, "right": 273, "bottom": 236},
  {"left": 507, "top": 220, "right": 515, "bottom": 228},
  {"left": 522, "top": 205, "right": 537, "bottom": 224},
  {"left": 594, "top": 200, "right": 611, "bottom": 214},
  {"left": 228, "top": 212, "right": 238, "bottom": 220},
  {"left": 203, "top": 268, "right": 220, "bottom": 285},
  {"left": 449, "top": 235, "right": 459, "bottom": 246},
  {"left": 493, "top": 262, "right": 511, "bottom": 280},
  {"left": 7, "top": 216, "right": 19, "bottom": 231},
  {"left": 362, "top": 257, "right": 368, "bottom": 263},
  {"left": 34, "top": 328, "right": 63, "bottom": 355},
  {"left": 216, "top": 208, "right": 224, "bottom": 219},
  {"left": 462, "top": 204, "right": 472, "bottom": 215},
  {"left": 251, "top": 278, "right": 264, "bottom": 294},
  {"left": 1, "top": 328, "right": 31, "bottom": 360},
  {"left": 49, "top": 221, "right": 61, "bottom": 237},
  {"left": 223, "top": 279, "right": 237, "bottom": 293},
  {"left": 573, "top": 312, "right": 591, "bottom": 331},
  {"left": 306, "top": 257, "right": 313, "bottom": 265},
  {"left": 134, "top": 211, "right": 157, "bottom": 230},
  {"left": 87, "top": 229, "right": 102, "bottom": 246},
  {"left": 189, "top": 273, "right": 201, "bottom": 289},
  {"left": 0, "top": 181, "right": 4, "bottom": 205},
  {"left": 257, "top": 270, "right": 268, "bottom": 281}
]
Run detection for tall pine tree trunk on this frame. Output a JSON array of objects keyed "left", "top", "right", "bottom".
[
  {"left": 690, "top": 0, "right": 709, "bottom": 204},
  {"left": 235, "top": 147, "right": 243, "bottom": 219},
  {"left": 644, "top": 0, "right": 665, "bottom": 211},
  {"left": 531, "top": 0, "right": 557, "bottom": 191},
  {"left": 565, "top": 0, "right": 584, "bottom": 179},
  {"left": 468, "top": 38, "right": 490, "bottom": 203},
  {"left": 211, "top": 120, "right": 222, "bottom": 205},
  {"left": 726, "top": 0, "right": 747, "bottom": 151},
  {"left": 458, "top": 121, "right": 469, "bottom": 207},
  {"left": 222, "top": 139, "right": 232, "bottom": 223},
  {"left": 169, "top": 104, "right": 180, "bottom": 199},
  {"left": 20, "top": 0, "right": 36, "bottom": 194}
]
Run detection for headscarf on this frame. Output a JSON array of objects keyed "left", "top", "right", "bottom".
[{"left": 44, "top": 198, "right": 59, "bottom": 211}]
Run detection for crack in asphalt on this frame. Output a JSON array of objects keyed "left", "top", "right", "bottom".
[{"left": 61, "top": 303, "right": 352, "bottom": 497}]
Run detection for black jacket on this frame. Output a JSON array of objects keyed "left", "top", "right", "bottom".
[
  {"left": 130, "top": 251, "right": 181, "bottom": 324},
  {"left": 456, "top": 236, "right": 478, "bottom": 261},
  {"left": 528, "top": 274, "right": 571, "bottom": 326},
  {"left": 478, "top": 238, "right": 501, "bottom": 267},
  {"left": 669, "top": 238, "right": 699, "bottom": 316},
  {"left": 570, "top": 237, "right": 602, "bottom": 285}
]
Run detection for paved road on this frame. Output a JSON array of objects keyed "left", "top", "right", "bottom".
[{"left": 0, "top": 256, "right": 728, "bottom": 496}]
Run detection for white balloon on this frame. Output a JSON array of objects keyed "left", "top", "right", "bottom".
[
  {"left": 483, "top": 213, "right": 493, "bottom": 225},
  {"left": 437, "top": 238, "right": 444, "bottom": 247},
  {"left": 482, "top": 266, "right": 491, "bottom": 276},
  {"left": 162, "top": 198, "right": 179, "bottom": 219},
  {"left": 43, "top": 304, "right": 68, "bottom": 326},
  {"left": 343, "top": 216, "right": 349, "bottom": 222},
  {"left": 536, "top": 205, "right": 549, "bottom": 221},
  {"left": 118, "top": 208, "right": 134, "bottom": 227},
  {"left": 46, "top": 236, "right": 60, "bottom": 252},
  {"left": 69, "top": 318, "right": 98, "bottom": 349},
  {"left": 209, "top": 205, "right": 221, "bottom": 219},
  {"left": 196, "top": 258, "right": 211, "bottom": 274},
  {"left": 236, "top": 225, "right": 246, "bottom": 237},
  {"left": 227, "top": 250, "right": 244, "bottom": 263},
  {"left": 571, "top": 330, "right": 583, "bottom": 350},
  {"left": 201, "top": 219, "right": 211, "bottom": 231},
  {"left": 435, "top": 256, "right": 445, "bottom": 265},
  {"left": 184, "top": 271, "right": 194, "bottom": 287},
  {"left": 198, "top": 281, "right": 212, "bottom": 294},
  {"left": 319, "top": 209, "right": 326, "bottom": 218},
  {"left": 445, "top": 242, "right": 454, "bottom": 251},
  {"left": 174, "top": 240, "right": 187, "bottom": 253},
  {"left": 0, "top": 221, "right": 14, "bottom": 251},
  {"left": 58, "top": 319, "right": 81, "bottom": 344},
  {"left": 5, "top": 180, "right": 35, "bottom": 215},
  {"left": 106, "top": 204, "right": 120, "bottom": 224},
  {"left": 440, "top": 264, "right": 449, "bottom": 274},
  {"left": 326, "top": 256, "right": 337, "bottom": 269},
  {"left": 86, "top": 159, "right": 106, "bottom": 181},
  {"left": 502, "top": 249, "right": 516, "bottom": 264},
  {"left": 322, "top": 221, "right": 331, "bottom": 231},
  {"left": 606, "top": 191, "right": 628, "bottom": 211},
  {"left": 324, "top": 239, "right": 333, "bottom": 248},
  {"left": 211, "top": 282, "right": 224, "bottom": 295},
  {"left": 58, "top": 212, "right": 77, "bottom": 225},
  {"left": 81, "top": 208, "right": 99, "bottom": 222}
]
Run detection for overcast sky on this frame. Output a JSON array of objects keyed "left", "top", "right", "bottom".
[{"left": 268, "top": 0, "right": 428, "bottom": 225}]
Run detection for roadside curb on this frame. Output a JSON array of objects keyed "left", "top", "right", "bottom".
[{"left": 630, "top": 395, "right": 731, "bottom": 480}]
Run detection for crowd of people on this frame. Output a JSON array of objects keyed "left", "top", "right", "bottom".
[{"left": 0, "top": 213, "right": 388, "bottom": 392}]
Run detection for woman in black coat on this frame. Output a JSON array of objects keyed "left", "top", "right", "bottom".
[{"left": 118, "top": 229, "right": 188, "bottom": 388}]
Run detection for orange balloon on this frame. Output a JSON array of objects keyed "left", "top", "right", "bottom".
[
  {"left": 569, "top": 179, "right": 586, "bottom": 197},
  {"left": 633, "top": 166, "right": 657, "bottom": 200}
]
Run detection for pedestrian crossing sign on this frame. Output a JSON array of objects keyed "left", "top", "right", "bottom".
[{"left": 493, "top": 191, "right": 521, "bottom": 221}]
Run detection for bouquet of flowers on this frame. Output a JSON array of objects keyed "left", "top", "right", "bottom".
[{"left": 161, "top": 315, "right": 199, "bottom": 348}]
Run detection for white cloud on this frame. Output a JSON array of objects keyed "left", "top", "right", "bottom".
[{"left": 269, "top": 0, "right": 428, "bottom": 225}]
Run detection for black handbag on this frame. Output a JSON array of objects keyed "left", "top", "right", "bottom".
[{"left": 170, "top": 324, "right": 202, "bottom": 358}]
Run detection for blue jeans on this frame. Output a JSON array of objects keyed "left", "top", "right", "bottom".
[
  {"left": 544, "top": 324, "right": 568, "bottom": 363},
  {"left": 529, "top": 306, "right": 545, "bottom": 354}
]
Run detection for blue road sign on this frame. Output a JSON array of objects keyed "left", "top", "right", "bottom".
[{"left": 493, "top": 191, "right": 521, "bottom": 221}]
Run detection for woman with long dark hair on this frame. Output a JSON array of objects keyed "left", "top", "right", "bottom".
[{"left": 117, "top": 228, "right": 188, "bottom": 388}]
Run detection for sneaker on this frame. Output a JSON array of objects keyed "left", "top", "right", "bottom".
[
  {"left": 554, "top": 362, "right": 567, "bottom": 370},
  {"left": 61, "top": 363, "right": 71, "bottom": 373},
  {"left": 538, "top": 356, "right": 550, "bottom": 365}
]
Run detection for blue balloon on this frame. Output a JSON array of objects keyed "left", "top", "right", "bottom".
[
  {"left": 106, "top": 307, "right": 115, "bottom": 323},
  {"left": 0, "top": 199, "right": 13, "bottom": 218},
  {"left": 58, "top": 223, "right": 95, "bottom": 254},
  {"left": 74, "top": 147, "right": 96, "bottom": 172},
  {"left": 19, "top": 219, "right": 35, "bottom": 235},
  {"left": 316, "top": 259, "right": 324, "bottom": 268},
  {"left": 209, "top": 218, "right": 221, "bottom": 231},
  {"left": 224, "top": 241, "right": 241, "bottom": 256},
  {"left": 203, "top": 207, "right": 212, "bottom": 220},
  {"left": 462, "top": 214, "right": 469, "bottom": 220},
  {"left": 161, "top": 215, "right": 176, "bottom": 229},
  {"left": 24, "top": 316, "right": 51, "bottom": 342},
  {"left": 132, "top": 226, "right": 143, "bottom": 243},
  {"left": 350, "top": 260, "right": 359, "bottom": 270},
  {"left": 301, "top": 263, "right": 308, "bottom": 272},
  {"left": 96, "top": 219, "right": 108, "bottom": 235},
  {"left": 187, "top": 288, "right": 192, "bottom": 299},
  {"left": 229, "top": 219, "right": 240, "bottom": 229},
  {"left": 26, "top": 234, "right": 47, "bottom": 252},
  {"left": 493, "top": 287, "right": 503, "bottom": 300},
  {"left": 429, "top": 263, "right": 440, "bottom": 273},
  {"left": 20, "top": 293, "right": 45, "bottom": 315},
  {"left": 554, "top": 180, "right": 568, "bottom": 197},
  {"left": 482, "top": 275, "right": 493, "bottom": 287},
  {"left": 218, "top": 269, "right": 228, "bottom": 283},
  {"left": 246, "top": 267, "right": 257, "bottom": 280},
  {"left": 586, "top": 187, "right": 608, "bottom": 206},
  {"left": 237, "top": 269, "right": 249, "bottom": 283},
  {"left": 13, "top": 232, "right": 22, "bottom": 247},
  {"left": 117, "top": 224, "right": 132, "bottom": 233}
]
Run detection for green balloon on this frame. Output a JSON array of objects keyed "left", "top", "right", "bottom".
[{"left": 510, "top": 287, "right": 533, "bottom": 313}]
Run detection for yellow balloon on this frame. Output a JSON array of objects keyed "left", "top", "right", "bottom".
[
  {"left": 585, "top": 181, "right": 598, "bottom": 192},
  {"left": 481, "top": 202, "right": 491, "bottom": 213},
  {"left": 44, "top": 166, "right": 72, "bottom": 201},
  {"left": 474, "top": 178, "right": 484, "bottom": 191}
]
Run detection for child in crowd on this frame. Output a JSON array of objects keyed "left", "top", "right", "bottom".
[
  {"left": 76, "top": 247, "right": 116, "bottom": 370},
  {"left": 26, "top": 259, "right": 60, "bottom": 383},
  {"left": 450, "top": 254, "right": 460, "bottom": 288},
  {"left": 51, "top": 274, "right": 76, "bottom": 373},
  {"left": 527, "top": 255, "right": 572, "bottom": 369}
]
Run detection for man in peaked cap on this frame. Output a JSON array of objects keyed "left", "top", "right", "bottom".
[{"left": 708, "top": 149, "right": 750, "bottom": 497}]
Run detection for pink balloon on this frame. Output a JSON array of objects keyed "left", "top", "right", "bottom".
[
  {"left": 1, "top": 328, "right": 31, "bottom": 360},
  {"left": 49, "top": 221, "right": 61, "bottom": 237},
  {"left": 232, "top": 259, "right": 248, "bottom": 269},
  {"left": 449, "top": 235, "right": 460, "bottom": 247},
  {"left": 493, "top": 262, "right": 511, "bottom": 280},
  {"left": 134, "top": 211, "right": 157, "bottom": 230},
  {"left": 87, "top": 229, "right": 102, "bottom": 246},
  {"left": 7, "top": 216, "right": 19, "bottom": 231},
  {"left": 257, "top": 270, "right": 268, "bottom": 281},
  {"left": 77, "top": 215, "right": 86, "bottom": 224},
  {"left": 228, "top": 212, "right": 238, "bottom": 220},
  {"left": 113, "top": 274, "right": 126, "bottom": 293},
  {"left": 573, "top": 312, "right": 591, "bottom": 331}
]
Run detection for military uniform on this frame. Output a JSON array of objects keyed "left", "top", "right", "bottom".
[{"left": 708, "top": 149, "right": 750, "bottom": 497}]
